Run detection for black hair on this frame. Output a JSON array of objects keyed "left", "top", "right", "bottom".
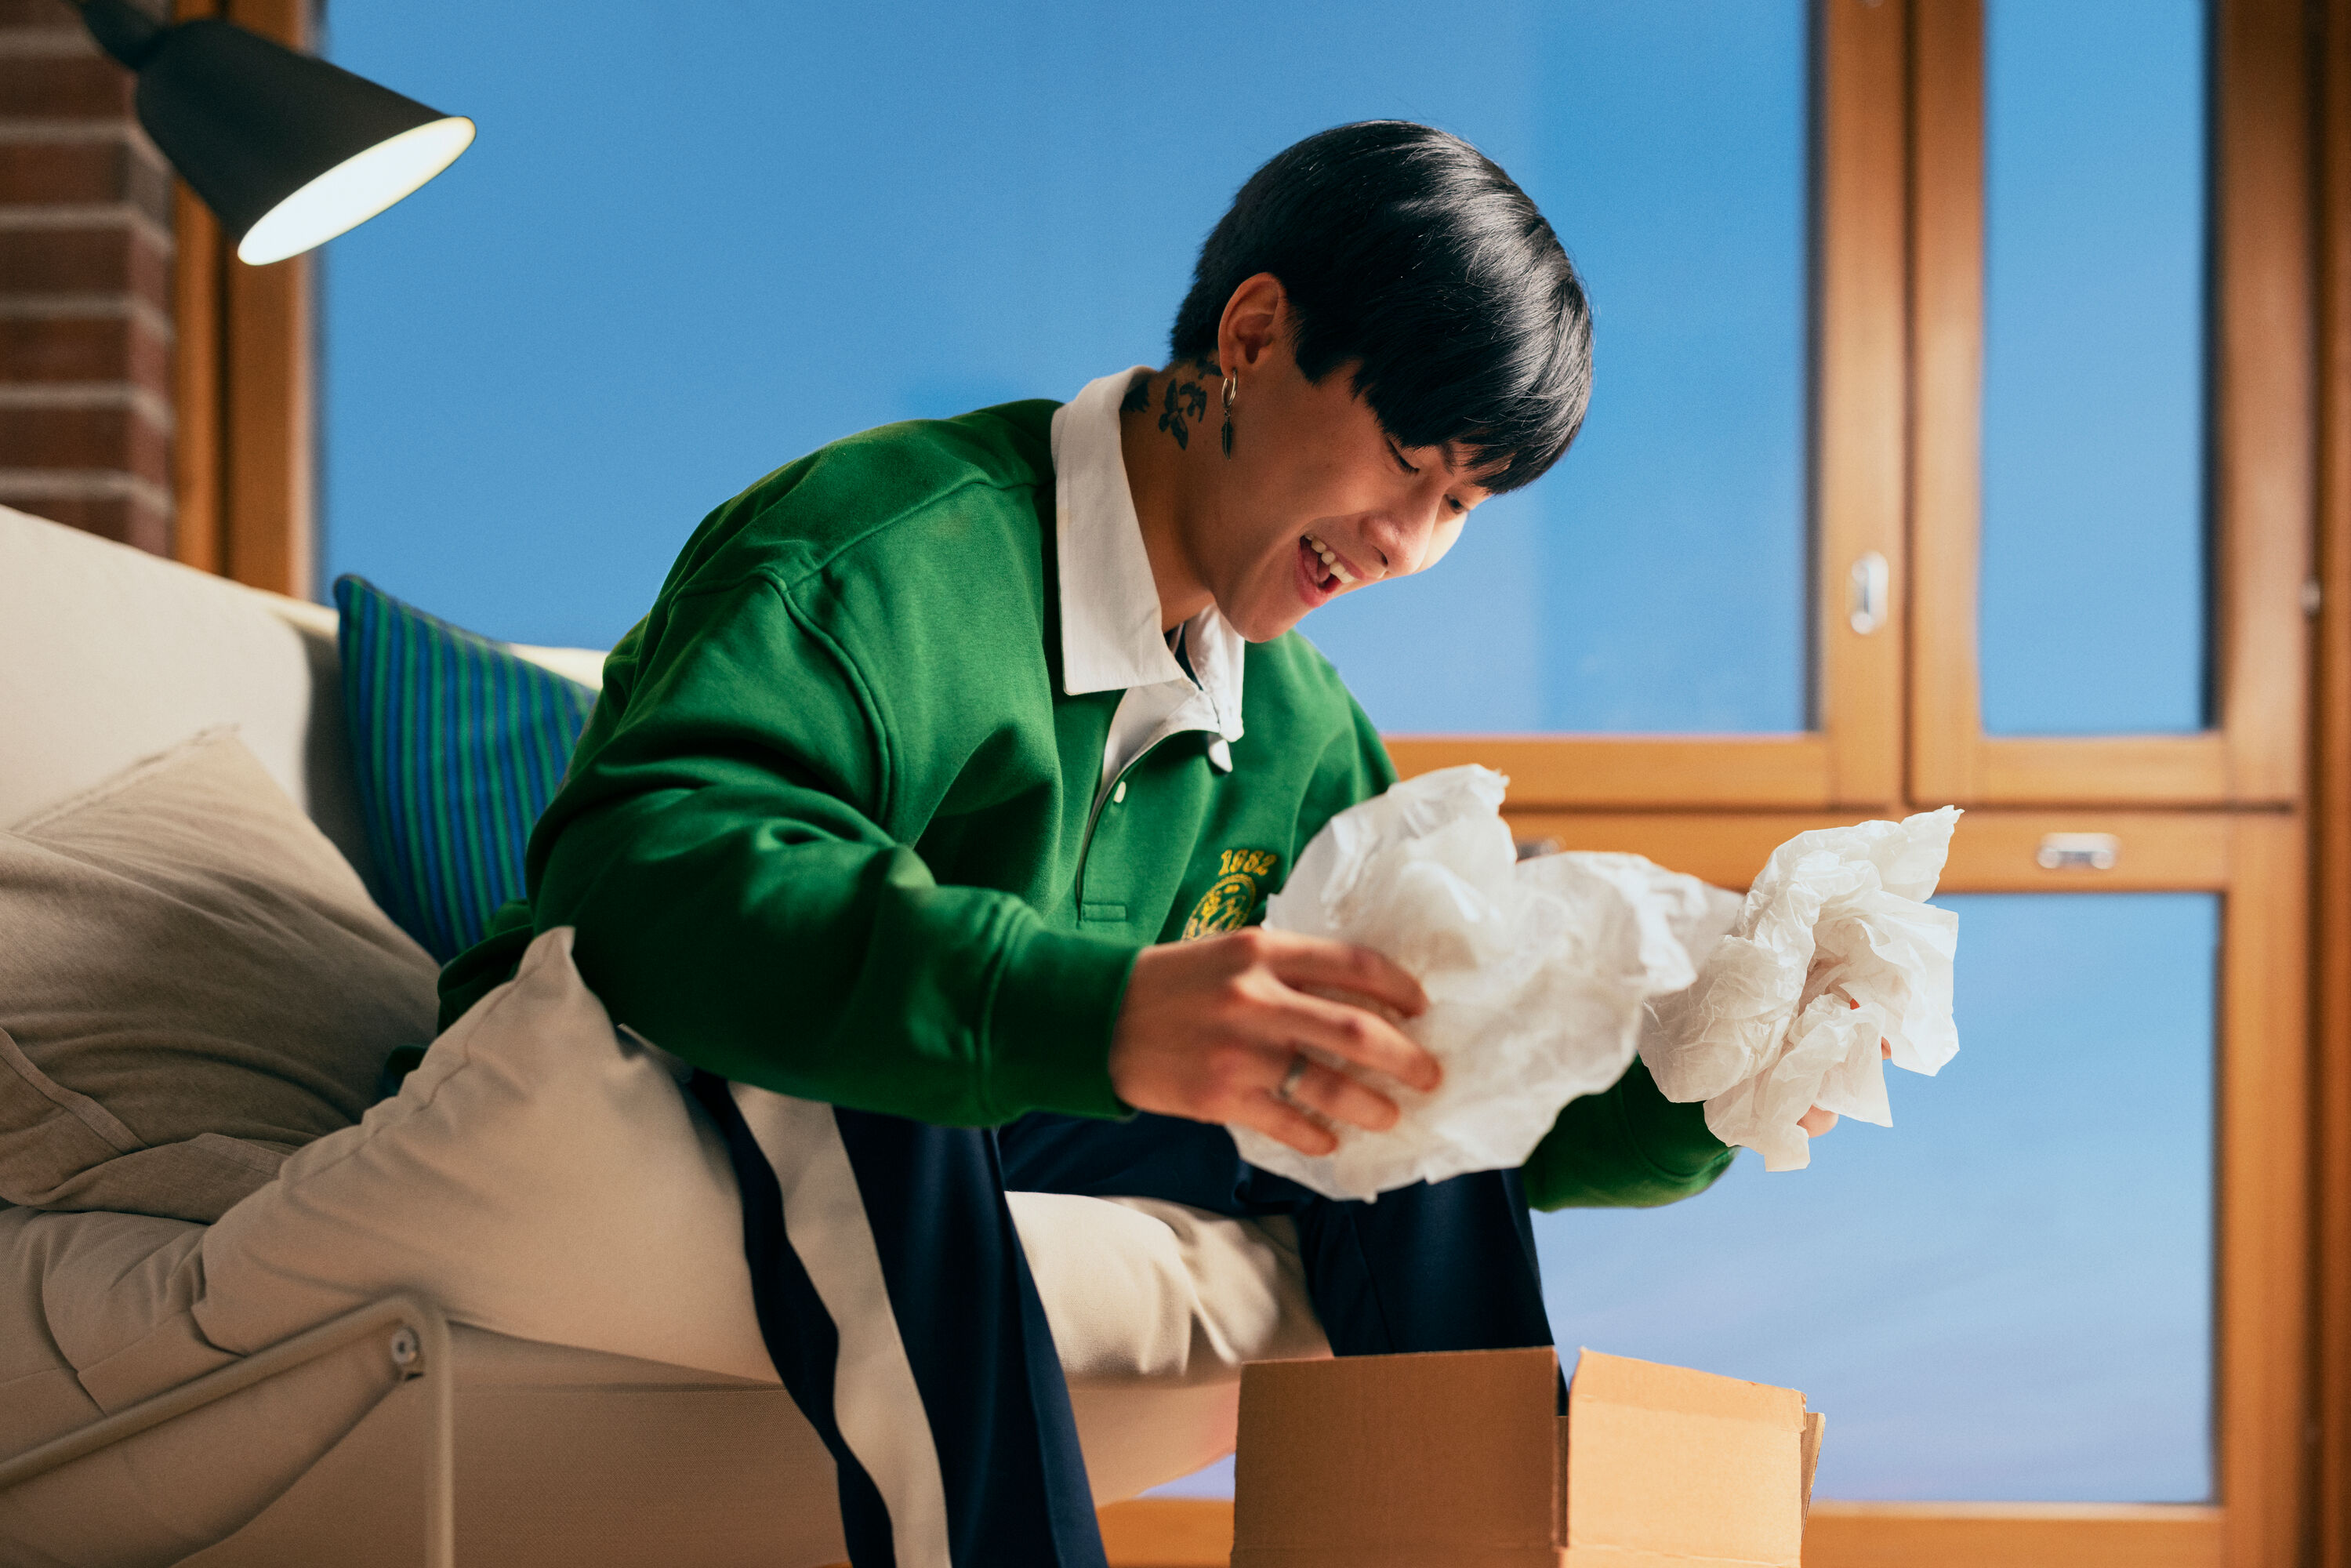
[{"left": 1170, "top": 121, "right": 1592, "bottom": 494}]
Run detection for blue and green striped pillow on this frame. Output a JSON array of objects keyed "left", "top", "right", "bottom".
[{"left": 333, "top": 576, "right": 598, "bottom": 964}]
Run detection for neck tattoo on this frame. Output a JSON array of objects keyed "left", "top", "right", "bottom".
[{"left": 1121, "top": 359, "right": 1223, "bottom": 452}]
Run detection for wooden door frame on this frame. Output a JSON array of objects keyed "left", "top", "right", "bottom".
[
  {"left": 169, "top": 0, "right": 317, "bottom": 599},
  {"left": 1907, "top": 0, "right": 2314, "bottom": 810},
  {"left": 1386, "top": 0, "right": 1907, "bottom": 813}
]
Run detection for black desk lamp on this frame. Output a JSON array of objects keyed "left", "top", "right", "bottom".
[{"left": 73, "top": 0, "right": 473, "bottom": 264}]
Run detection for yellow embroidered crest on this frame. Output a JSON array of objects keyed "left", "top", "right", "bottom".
[{"left": 1182, "top": 848, "right": 1282, "bottom": 940}]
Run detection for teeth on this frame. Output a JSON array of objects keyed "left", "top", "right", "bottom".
[{"left": 1304, "top": 534, "right": 1355, "bottom": 585}]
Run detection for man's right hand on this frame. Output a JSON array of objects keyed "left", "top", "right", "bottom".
[{"left": 1106, "top": 927, "right": 1439, "bottom": 1156}]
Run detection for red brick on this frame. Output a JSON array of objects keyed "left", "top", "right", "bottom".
[
  {"left": 0, "top": 225, "right": 129, "bottom": 291},
  {"left": 0, "top": 313, "right": 165, "bottom": 390},
  {"left": 0, "top": 223, "right": 168, "bottom": 307},
  {"left": 0, "top": 491, "right": 171, "bottom": 556},
  {"left": 0, "top": 135, "right": 172, "bottom": 223},
  {"left": 0, "top": 314, "right": 131, "bottom": 382},
  {"left": 0, "top": 404, "right": 170, "bottom": 485},
  {"left": 0, "top": 56, "right": 130, "bottom": 119},
  {"left": 0, "top": 140, "right": 126, "bottom": 205}
]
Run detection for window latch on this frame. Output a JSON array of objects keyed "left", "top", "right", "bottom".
[{"left": 1848, "top": 551, "right": 1889, "bottom": 636}]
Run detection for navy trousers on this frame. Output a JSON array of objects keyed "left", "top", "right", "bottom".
[{"left": 689, "top": 1076, "right": 1555, "bottom": 1568}]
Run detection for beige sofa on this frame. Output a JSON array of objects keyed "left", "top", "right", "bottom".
[{"left": 0, "top": 506, "right": 1313, "bottom": 1567}]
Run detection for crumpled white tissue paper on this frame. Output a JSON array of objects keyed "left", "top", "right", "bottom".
[
  {"left": 1224, "top": 766, "right": 1963, "bottom": 1198},
  {"left": 1228, "top": 765, "right": 1722, "bottom": 1202},
  {"left": 1638, "top": 807, "right": 1962, "bottom": 1171}
]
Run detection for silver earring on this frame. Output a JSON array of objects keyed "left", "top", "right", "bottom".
[{"left": 1221, "top": 373, "right": 1235, "bottom": 458}]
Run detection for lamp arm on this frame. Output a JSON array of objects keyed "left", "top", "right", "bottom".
[{"left": 72, "top": 0, "right": 168, "bottom": 71}]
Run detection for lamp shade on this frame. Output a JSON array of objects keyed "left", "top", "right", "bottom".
[{"left": 80, "top": 2, "right": 472, "bottom": 265}]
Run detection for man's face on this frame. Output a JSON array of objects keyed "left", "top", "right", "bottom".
[{"left": 1192, "top": 343, "right": 1495, "bottom": 643}]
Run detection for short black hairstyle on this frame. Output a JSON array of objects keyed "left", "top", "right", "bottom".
[{"left": 1170, "top": 121, "right": 1592, "bottom": 494}]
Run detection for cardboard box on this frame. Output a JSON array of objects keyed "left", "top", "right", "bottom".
[{"left": 1232, "top": 1346, "right": 1824, "bottom": 1568}]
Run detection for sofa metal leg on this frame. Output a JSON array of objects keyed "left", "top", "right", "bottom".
[{"left": 0, "top": 1294, "right": 455, "bottom": 1568}]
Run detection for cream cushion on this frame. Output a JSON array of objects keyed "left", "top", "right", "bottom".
[
  {"left": 0, "top": 732, "right": 441, "bottom": 1223},
  {"left": 0, "top": 506, "right": 374, "bottom": 884},
  {"left": 198, "top": 925, "right": 1326, "bottom": 1481},
  {"left": 198, "top": 924, "right": 771, "bottom": 1379}
]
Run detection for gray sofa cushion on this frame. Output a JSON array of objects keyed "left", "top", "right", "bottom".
[{"left": 0, "top": 730, "right": 441, "bottom": 1222}]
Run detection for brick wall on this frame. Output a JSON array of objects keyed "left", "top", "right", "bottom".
[{"left": 0, "top": 0, "right": 175, "bottom": 555}]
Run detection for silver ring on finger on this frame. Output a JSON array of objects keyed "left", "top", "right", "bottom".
[{"left": 1276, "top": 1053, "right": 1310, "bottom": 1106}]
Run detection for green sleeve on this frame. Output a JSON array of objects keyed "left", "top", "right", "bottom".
[
  {"left": 522, "top": 573, "right": 1135, "bottom": 1127},
  {"left": 1521, "top": 1055, "right": 1736, "bottom": 1210},
  {"left": 1295, "top": 692, "right": 1399, "bottom": 846}
]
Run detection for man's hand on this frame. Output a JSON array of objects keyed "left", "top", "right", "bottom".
[
  {"left": 1108, "top": 927, "right": 1438, "bottom": 1156},
  {"left": 1795, "top": 1033, "right": 1895, "bottom": 1140}
]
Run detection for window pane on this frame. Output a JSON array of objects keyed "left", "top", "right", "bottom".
[
  {"left": 325, "top": 2, "right": 1580, "bottom": 647},
  {"left": 1151, "top": 891, "right": 2219, "bottom": 1503},
  {"left": 326, "top": 2, "right": 1808, "bottom": 736},
  {"left": 1312, "top": 0, "right": 1810, "bottom": 733},
  {"left": 1536, "top": 892, "right": 2216, "bottom": 1502},
  {"left": 1979, "top": 0, "right": 2208, "bottom": 736}
]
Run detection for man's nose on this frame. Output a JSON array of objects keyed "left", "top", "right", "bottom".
[{"left": 1365, "top": 514, "right": 1428, "bottom": 577}]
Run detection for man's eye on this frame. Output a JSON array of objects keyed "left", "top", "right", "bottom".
[
  {"left": 1446, "top": 495, "right": 1468, "bottom": 517},
  {"left": 1387, "top": 440, "right": 1420, "bottom": 476}
]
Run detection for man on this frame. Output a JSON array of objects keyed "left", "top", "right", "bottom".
[{"left": 444, "top": 121, "right": 1737, "bottom": 1568}]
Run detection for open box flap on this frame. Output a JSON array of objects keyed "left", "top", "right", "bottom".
[
  {"left": 1801, "top": 1411, "right": 1827, "bottom": 1521},
  {"left": 1562, "top": 1349, "right": 1809, "bottom": 1568}
]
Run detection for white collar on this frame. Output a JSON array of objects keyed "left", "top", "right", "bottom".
[{"left": 1049, "top": 368, "right": 1246, "bottom": 749}]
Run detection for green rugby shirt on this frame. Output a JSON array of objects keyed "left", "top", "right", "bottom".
[{"left": 441, "top": 369, "right": 1733, "bottom": 1210}]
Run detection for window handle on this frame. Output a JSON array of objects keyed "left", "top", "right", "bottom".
[
  {"left": 2037, "top": 833, "right": 2120, "bottom": 872},
  {"left": 1848, "top": 551, "right": 1889, "bottom": 635}
]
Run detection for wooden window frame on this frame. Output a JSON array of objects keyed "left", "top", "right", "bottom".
[
  {"left": 1100, "top": 5, "right": 2324, "bottom": 1563},
  {"left": 2313, "top": 2, "right": 2351, "bottom": 1565},
  {"left": 1524, "top": 811, "right": 2309, "bottom": 1568},
  {"left": 1907, "top": 0, "right": 2313, "bottom": 809},
  {"left": 1385, "top": 0, "right": 1907, "bottom": 814}
]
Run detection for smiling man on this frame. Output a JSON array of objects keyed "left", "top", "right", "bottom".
[{"left": 443, "top": 121, "right": 1735, "bottom": 1568}]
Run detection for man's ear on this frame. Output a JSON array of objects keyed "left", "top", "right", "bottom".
[{"left": 1217, "top": 273, "right": 1290, "bottom": 375}]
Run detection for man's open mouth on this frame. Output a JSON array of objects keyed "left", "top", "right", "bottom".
[{"left": 1301, "top": 532, "right": 1356, "bottom": 593}]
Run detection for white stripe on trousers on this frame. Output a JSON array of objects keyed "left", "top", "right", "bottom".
[{"left": 731, "top": 1086, "right": 953, "bottom": 1568}]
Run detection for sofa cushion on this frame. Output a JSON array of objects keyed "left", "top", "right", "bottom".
[
  {"left": 333, "top": 575, "right": 599, "bottom": 962},
  {"left": 0, "top": 504, "right": 370, "bottom": 880},
  {"left": 198, "top": 924, "right": 1323, "bottom": 1399},
  {"left": 0, "top": 731, "right": 441, "bottom": 1222}
]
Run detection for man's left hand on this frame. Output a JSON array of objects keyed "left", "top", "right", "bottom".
[{"left": 1794, "top": 1036, "right": 1893, "bottom": 1140}]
